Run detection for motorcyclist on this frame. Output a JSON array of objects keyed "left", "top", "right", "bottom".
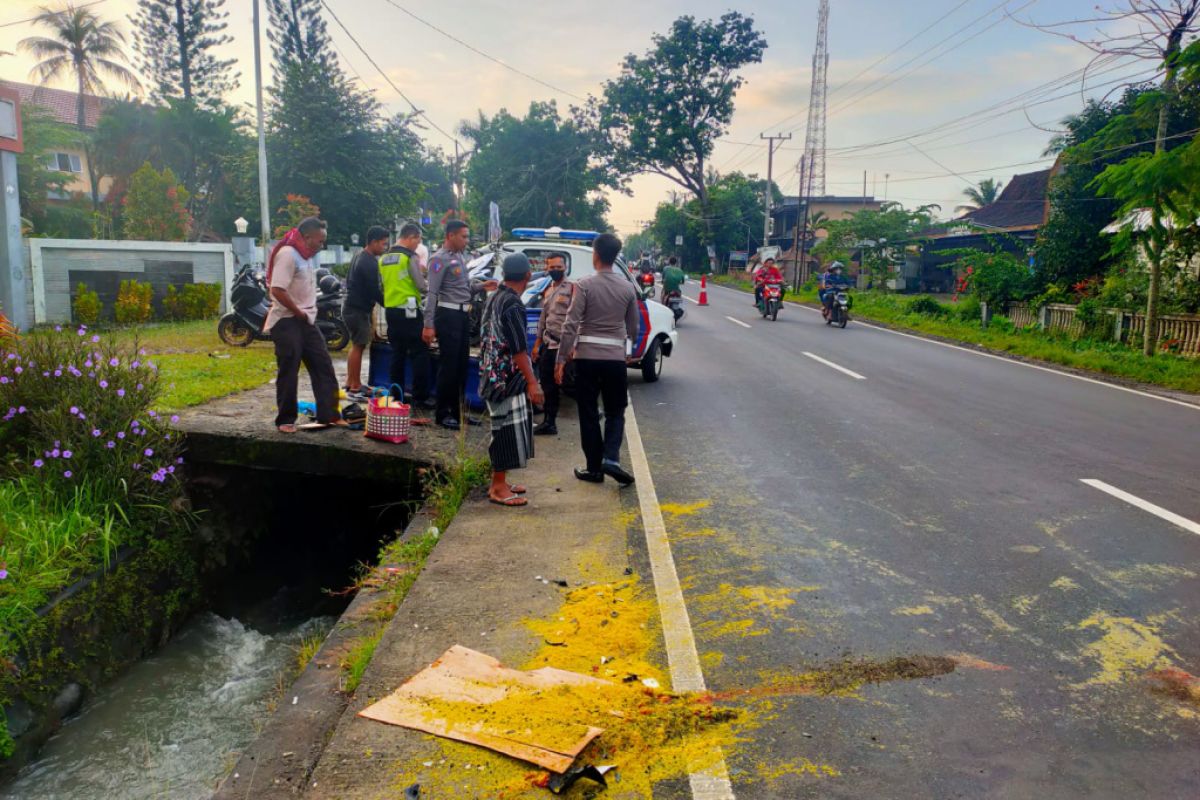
[
  {"left": 820, "top": 261, "right": 851, "bottom": 318},
  {"left": 754, "top": 257, "right": 783, "bottom": 306},
  {"left": 636, "top": 254, "right": 656, "bottom": 297},
  {"left": 660, "top": 256, "right": 686, "bottom": 303}
]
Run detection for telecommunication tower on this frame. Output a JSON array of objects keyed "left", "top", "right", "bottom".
[{"left": 800, "top": 0, "right": 830, "bottom": 198}]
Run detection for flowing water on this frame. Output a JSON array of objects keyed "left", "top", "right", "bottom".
[{"left": 1, "top": 612, "right": 334, "bottom": 800}]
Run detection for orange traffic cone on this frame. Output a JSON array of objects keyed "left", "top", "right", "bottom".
[{"left": 698, "top": 274, "right": 709, "bottom": 306}]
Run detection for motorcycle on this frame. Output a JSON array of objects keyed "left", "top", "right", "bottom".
[
  {"left": 636, "top": 270, "right": 656, "bottom": 300},
  {"left": 663, "top": 288, "right": 685, "bottom": 322},
  {"left": 218, "top": 264, "right": 351, "bottom": 350},
  {"left": 757, "top": 281, "right": 783, "bottom": 321},
  {"left": 824, "top": 289, "right": 851, "bottom": 329}
]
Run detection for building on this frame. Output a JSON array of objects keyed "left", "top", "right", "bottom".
[
  {"left": 914, "top": 168, "right": 1053, "bottom": 292},
  {"left": 0, "top": 80, "right": 111, "bottom": 202},
  {"left": 766, "top": 195, "right": 882, "bottom": 283}
]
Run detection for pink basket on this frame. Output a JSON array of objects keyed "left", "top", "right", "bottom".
[{"left": 365, "top": 386, "right": 410, "bottom": 444}]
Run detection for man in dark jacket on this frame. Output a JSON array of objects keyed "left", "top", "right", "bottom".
[{"left": 342, "top": 226, "right": 390, "bottom": 398}]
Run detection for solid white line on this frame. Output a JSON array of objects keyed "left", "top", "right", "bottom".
[
  {"left": 724, "top": 316, "right": 752, "bottom": 329},
  {"left": 1081, "top": 479, "right": 1200, "bottom": 536},
  {"left": 626, "top": 404, "right": 736, "bottom": 800},
  {"left": 707, "top": 283, "right": 1200, "bottom": 411},
  {"left": 684, "top": 294, "right": 699, "bottom": 304},
  {"left": 802, "top": 351, "right": 867, "bottom": 380}
]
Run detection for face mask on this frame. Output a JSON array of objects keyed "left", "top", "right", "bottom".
[{"left": 548, "top": 269, "right": 565, "bottom": 282}]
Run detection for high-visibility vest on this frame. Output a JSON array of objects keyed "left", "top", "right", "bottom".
[{"left": 379, "top": 249, "right": 420, "bottom": 308}]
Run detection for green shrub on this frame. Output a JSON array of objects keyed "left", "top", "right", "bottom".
[
  {"left": 162, "top": 283, "right": 222, "bottom": 321},
  {"left": 956, "top": 294, "right": 982, "bottom": 323},
  {"left": 905, "top": 295, "right": 950, "bottom": 317},
  {"left": 114, "top": 280, "right": 153, "bottom": 325},
  {"left": 71, "top": 283, "right": 102, "bottom": 325},
  {"left": 989, "top": 315, "right": 1016, "bottom": 334},
  {"left": 957, "top": 250, "right": 1032, "bottom": 306},
  {"left": 1075, "top": 297, "right": 1108, "bottom": 338}
]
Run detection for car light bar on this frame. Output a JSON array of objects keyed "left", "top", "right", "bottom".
[{"left": 511, "top": 226, "right": 600, "bottom": 243}]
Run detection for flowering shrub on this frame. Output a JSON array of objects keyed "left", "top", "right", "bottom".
[
  {"left": 0, "top": 325, "right": 184, "bottom": 517},
  {"left": 122, "top": 162, "right": 191, "bottom": 242},
  {"left": 114, "top": 280, "right": 153, "bottom": 325},
  {"left": 72, "top": 283, "right": 102, "bottom": 325},
  {"left": 162, "top": 283, "right": 222, "bottom": 321}
]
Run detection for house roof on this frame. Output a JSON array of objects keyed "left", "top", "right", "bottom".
[
  {"left": 954, "top": 168, "right": 1052, "bottom": 230},
  {"left": 0, "top": 80, "right": 107, "bottom": 129}
]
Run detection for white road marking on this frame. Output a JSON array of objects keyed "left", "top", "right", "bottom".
[
  {"left": 802, "top": 351, "right": 867, "bottom": 380},
  {"left": 724, "top": 316, "right": 752, "bottom": 329},
  {"left": 684, "top": 294, "right": 699, "bottom": 304},
  {"left": 1081, "top": 479, "right": 1200, "bottom": 536},
  {"left": 705, "top": 283, "right": 1200, "bottom": 411},
  {"left": 626, "top": 404, "right": 736, "bottom": 800}
]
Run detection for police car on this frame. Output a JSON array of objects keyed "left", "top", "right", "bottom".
[{"left": 467, "top": 227, "right": 679, "bottom": 382}]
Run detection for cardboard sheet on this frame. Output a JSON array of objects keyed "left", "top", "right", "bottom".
[{"left": 358, "top": 645, "right": 611, "bottom": 773}]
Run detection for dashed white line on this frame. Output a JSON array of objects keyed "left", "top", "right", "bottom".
[
  {"left": 1081, "top": 479, "right": 1200, "bottom": 536},
  {"left": 802, "top": 351, "right": 867, "bottom": 380},
  {"left": 684, "top": 294, "right": 699, "bottom": 304},
  {"left": 626, "top": 404, "right": 736, "bottom": 800},
  {"left": 724, "top": 316, "right": 752, "bottom": 329}
]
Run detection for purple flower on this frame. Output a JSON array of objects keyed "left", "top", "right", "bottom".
[
  {"left": 170, "top": 415, "right": 180, "bottom": 424},
  {"left": 88, "top": 372, "right": 95, "bottom": 378},
  {"left": 106, "top": 441, "right": 115, "bottom": 449},
  {"left": 0, "top": 569, "right": 7, "bottom": 580},
  {"left": 76, "top": 328, "right": 85, "bottom": 337},
  {"left": 91, "top": 335, "right": 100, "bottom": 343},
  {"left": 54, "top": 325, "right": 61, "bottom": 332},
  {"left": 32, "top": 459, "right": 43, "bottom": 468},
  {"left": 42, "top": 371, "right": 49, "bottom": 378},
  {"left": 117, "top": 431, "right": 125, "bottom": 439},
  {"left": 175, "top": 457, "right": 184, "bottom": 464},
  {"left": 132, "top": 463, "right": 141, "bottom": 470},
  {"left": 148, "top": 411, "right": 157, "bottom": 418},
  {"left": 84, "top": 360, "right": 93, "bottom": 368},
  {"left": 148, "top": 363, "right": 157, "bottom": 372},
  {"left": 130, "top": 420, "right": 139, "bottom": 429},
  {"left": 109, "top": 358, "right": 119, "bottom": 367},
  {"left": 116, "top": 389, "right": 125, "bottom": 398},
  {"left": 136, "top": 383, "right": 144, "bottom": 391},
  {"left": 164, "top": 434, "right": 171, "bottom": 440},
  {"left": 63, "top": 470, "right": 72, "bottom": 478},
  {"left": 62, "top": 450, "right": 72, "bottom": 458},
  {"left": 70, "top": 406, "right": 79, "bottom": 415},
  {"left": 78, "top": 413, "right": 86, "bottom": 420},
  {"left": 17, "top": 406, "right": 25, "bottom": 414},
  {"left": 131, "top": 360, "right": 140, "bottom": 368},
  {"left": 13, "top": 366, "right": 21, "bottom": 374},
  {"left": 53, "top": 370, "right": 62, "bottom": 377},
  {"left": 50, "top": 449, "right": 60, "bottom": 458},
  {"left": 167, "top": 465, "right": 175, "bottom": 474},
  {"left": 144, "top": 448, "right": 154, "bottom": 457},
  {"left": 54, "top": 440, "right": 60, "bottom": 447},
  {"left": 139, "top": 348, "right": 146, "bottom": 356},
  {"left": 92, "top": 429, "right": 101, "bottom": 437},
  {"left": 99, "top": 380, "right": 108, "bottom": 389}
]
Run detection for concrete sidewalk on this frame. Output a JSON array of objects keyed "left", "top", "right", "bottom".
[{"left": 303, "top": 407, "right": 645, "bottom": 799}]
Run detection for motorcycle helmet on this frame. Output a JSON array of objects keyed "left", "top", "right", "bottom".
[
  {"left": 318, "top": 273, "right": 342, "bottom": 296},
  {"left": 830, "top": 261, "right": 844, "bottom": 272}
]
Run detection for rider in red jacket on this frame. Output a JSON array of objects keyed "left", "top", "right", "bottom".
[{"left": 754, "top": 258, "right": 783, "bottom": 305}]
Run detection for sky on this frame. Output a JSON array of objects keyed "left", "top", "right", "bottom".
[{"left": 0, "top": 0, "right": 1159, "bottom": 236}]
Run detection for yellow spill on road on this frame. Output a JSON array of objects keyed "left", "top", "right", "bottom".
[
  {"left": 1109, "top": 563, "right": 1197, "bottom": 590},
  {"left": 760, "top": 758, "right": 842, "bottom": 781},
  {"left": 660, "top": 499, "right": 712, "bottom": 517},
  {"left": 893, "top": 605, "right": 935, "bottom": 616},
  {"left": 1050, "top": 576, "right": 1081, "bottom": 591},
  {"left": 1012, "top": 595, "right": 1038, "bottom": 615},
  {"left": 1074, "top": 612, "right": 1178, "bottom": 687}
]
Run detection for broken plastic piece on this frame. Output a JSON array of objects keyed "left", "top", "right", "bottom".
[
  {"left": 548, "top": 764, "right": 615, "bottom": 794},
  {"left": 552, "top": 579, "right": 568, "bottom": 587},
  {"left": 641, "top": 678, "right": 660, "bottom": 689},
  {"left": 404, "top": 783, "right": 420, "bottom": 799}
]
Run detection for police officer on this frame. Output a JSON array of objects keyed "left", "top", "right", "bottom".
[
  {"left": 380, "top": 222, "right": 433, "bottom": 408},
  {"left": 422, "top": 220, "right": 497, "bottom": 430}
]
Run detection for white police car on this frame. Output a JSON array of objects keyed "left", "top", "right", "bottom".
[{"left": 467, "top": 227, "right": 679, "bottom": 382}]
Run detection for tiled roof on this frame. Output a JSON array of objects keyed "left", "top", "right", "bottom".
[
  {"left": 955, "top": 169, "right": 1051, "bottom": 230},
  {"left": 0, "top": 80, "right": 107, "bottom": 129}
]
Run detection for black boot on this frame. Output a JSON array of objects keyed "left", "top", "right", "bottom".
[{"left": 534, "top": 417, "right": 558, "bottom": 436}]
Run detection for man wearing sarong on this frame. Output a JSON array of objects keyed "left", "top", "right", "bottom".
[{"left": 479, "top": 253, "right": 543, "bottom": 507}]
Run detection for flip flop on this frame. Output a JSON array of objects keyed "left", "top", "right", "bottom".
[
  {"left": 277, "top": 424, "right": 297, "bottom": 434},
  {"left": 489, "top": 494, "right": 528, "bottom": 507},
  {"left": 297, "top": 422, "right": 331, "bottom": 431},
  {"left": 508, "top": 484, "right": 527, "bottom": 495}
]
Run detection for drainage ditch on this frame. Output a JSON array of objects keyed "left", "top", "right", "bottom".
[{"left": 0, "top": 460, "right": 420, "bottom": 800}]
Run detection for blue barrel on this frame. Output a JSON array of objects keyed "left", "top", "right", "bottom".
[{"left": 367, "top": 342, "right": 485, "bottom": 412}]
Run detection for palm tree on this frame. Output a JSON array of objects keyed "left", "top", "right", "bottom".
[
  {"left": 956, "top": 178, "right": 1002, "bottom": 214},
  {"left": 20, "top": 4, "right": 138, "bottom": 206}
]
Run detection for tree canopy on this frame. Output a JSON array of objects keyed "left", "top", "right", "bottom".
[
  {"left": 130, "top": 0, "right": 237, "bottom": 107},
  {"left": 644, "top": 172, "right": 779, "bottom": 269},
  {"left": 813, "top": 202, "right": 941, "bottom": 284}
]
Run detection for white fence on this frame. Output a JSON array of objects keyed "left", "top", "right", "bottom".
[{"left": 1004, "top": 302, "right": 1200, "bottom": 355}]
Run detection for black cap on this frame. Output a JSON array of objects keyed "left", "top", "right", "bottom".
[{"left": 502, "top": 252, "right": 532, "bottom": 279}]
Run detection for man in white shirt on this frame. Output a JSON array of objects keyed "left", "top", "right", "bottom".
[{"left": 265, "top": 216, "right": 343, "bottom": 432}]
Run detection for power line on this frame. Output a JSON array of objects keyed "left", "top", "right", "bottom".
[
  {"left": 319, "top": 0, "right": 458, "bottom": 144},
  {"left": 374, "top": 0, "right": 587, "bottom": 102}
]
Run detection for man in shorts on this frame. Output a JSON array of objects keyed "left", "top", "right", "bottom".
[{"left": 342, "top": 225, "right": 390, "bottom": 399}]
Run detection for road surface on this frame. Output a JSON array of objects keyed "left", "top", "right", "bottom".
[{"left": 630, "top": 281, "right": 1200, "bottom": 799}]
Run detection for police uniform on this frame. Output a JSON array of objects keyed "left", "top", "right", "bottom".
[
  {"left": 380, "top": 244, "right": 430, "bottom": 403},
  {"left": 424, "top": 245, "right": 482, "bottom": 424}
]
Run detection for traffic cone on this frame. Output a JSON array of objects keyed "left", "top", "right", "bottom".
[{"left": 698, "top": 274, "right": 709, "bottom": 306}]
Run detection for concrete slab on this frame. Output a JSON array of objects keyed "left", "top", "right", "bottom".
[{"left": 303, "top": 408, "right": 637, "bottom": 799}]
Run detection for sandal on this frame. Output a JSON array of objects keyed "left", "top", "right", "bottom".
[
  {"left": 508, "top": 484, "right": 527, "bottom": 495},
  {"left": 489, "top": 493, "right": 528, "bottom": 507}
]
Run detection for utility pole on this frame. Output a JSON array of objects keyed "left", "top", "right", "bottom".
[
  {"left": 790, "top": 160, "right": 806, "bottom": 285},
  {"left": 760, "top": 132, "right": 792, "bottom": 246},
  {"left": 794, "top": 153, "right": 815, "bottom": 293},
  {"left": 252, "top": 0, "right": 271, "bottom": 247}
]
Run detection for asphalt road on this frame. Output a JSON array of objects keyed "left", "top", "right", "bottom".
[{"left": 629, "top": 281, "right": 1200, "bottom": 799}]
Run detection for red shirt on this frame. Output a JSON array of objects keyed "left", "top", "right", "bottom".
[{"left": 755, "top": 266, "right": 783, "bottom": 285}]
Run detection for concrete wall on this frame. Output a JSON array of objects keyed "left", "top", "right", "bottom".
[{"left": 24, "top": 238, "right": 235, "bottom": 326}]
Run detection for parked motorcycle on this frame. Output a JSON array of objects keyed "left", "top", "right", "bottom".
[
  {"left": 757, "top": 281, "right": 783, "bottom": 321},
  {"left": 824, "top": 289, "right": 851, "bottom": 329},
  {"left": 663, "top": 288, "right": 685, "bottom": 322},
  {"left": 217, "top": 264, "right": 351, "bottom": 350}
]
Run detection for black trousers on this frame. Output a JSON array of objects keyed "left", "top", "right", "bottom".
[
  {"left": 386, "top": 308, "right": 430, "bottom": 402},
  {"left": 537, "top": 346, "right": 561, "bottom": 422},
  {"left": 573, "top": 358, "right": 628, "bottom": 472},
  {"left": 272, "top": 316, "right": 340, "bottom": 426},
  {"left": 433, "top": 307, "right": 470, "bottom": 422}
]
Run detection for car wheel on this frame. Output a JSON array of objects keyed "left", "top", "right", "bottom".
[{"left": 640, "top": 338, "right": 663, "bottom": 383}]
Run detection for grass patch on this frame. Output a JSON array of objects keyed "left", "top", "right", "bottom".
[
  {"left": 294, "top": 632, "right": 325, "bottom": 674},
  {"left": 105, "top": 320, "right": 276, "bottom": 410},
  {"left": 423, "top": 451, "right": 491, "bottom": 531},
  {"left": 340, "top": 626, "right": 384, "bottom": 694}
]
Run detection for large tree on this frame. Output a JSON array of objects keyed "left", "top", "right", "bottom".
[
  {"left": 647, "top": 172, "right": 779, "bottom": 270},
  {"left": 130, "top": 0, "right": 237, "bottom": 107},
  {"left": 266, "top": 0, "right": 333, "bottom": 74},
  {"left": 461, "top": 101, "right": 612, "bottom": 233},
  {"left": 16, "top": 104, "right": 78, "bottom": 235},
  {"left": 19, "top": 3, "right": 139, "bottom": 208},
  {"left": 812, "top": 202, "right": 941, "bottom": 286},
  {"left": 587, "top": 13, "right": 767, "bottom": 265}
]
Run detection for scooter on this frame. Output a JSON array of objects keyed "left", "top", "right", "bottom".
[
  {"left": 824, "top": 289, "right": 851, "bottom": 329},
  {"left": 663, "top": 288, "right": 685, "bottom": 321},
  {"left": 636, "top": 271, "right": 656, "bottom": 300},
  {"left": 757, "top": 281, "right": 783, "bottom": 321},
  {"left": 218, "top": 264, "right": 351, "bottom": 350}
]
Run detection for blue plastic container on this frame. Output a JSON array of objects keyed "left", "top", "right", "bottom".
[
  {"left": 524, "top": 308, "right": 541, "bottom": 351},
  {"left": 367, "top": 342, "right": 485, "bottom": 412}
]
